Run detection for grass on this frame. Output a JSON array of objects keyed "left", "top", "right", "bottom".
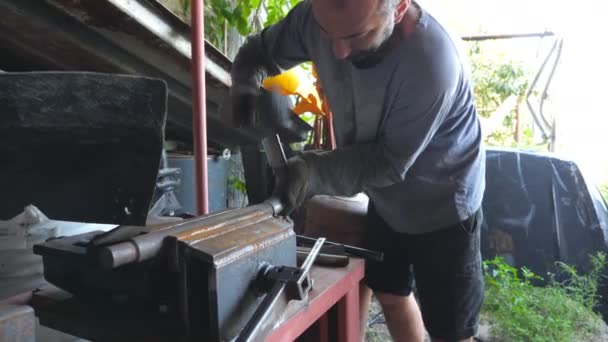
[
  {"left": 363, "top": 253, "right": 607, "bottom": 342},
  {"left": 481, "top": 253, "right": 607, "bottom": 342}
]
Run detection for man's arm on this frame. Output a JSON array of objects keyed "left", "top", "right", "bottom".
[
  {"left": 229, "top": 1, "right": 312, "bottom": 127},
  {"left": 298, "top": 71, "right": 458, "bottom": 198}
]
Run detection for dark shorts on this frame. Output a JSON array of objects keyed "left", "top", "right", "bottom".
[{"left": 364, "top": 205, "right": 484, "bottom": 340}]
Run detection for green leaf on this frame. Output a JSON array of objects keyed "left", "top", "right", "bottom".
[
  {"left": 482, "top": 254, "right": 606, "bottom": 341},
  {"left": 228, "top": 177, "right": 247, "bottom": 195},
  {"left": 236, "top": 16, "right": 250, "bottom": 35},
  {"left": 215, "top": 0, "right": 233, "bottom": 23},
  {"left": 241, "top": 1, "right": 253, "bottom": 17},
  {"left": 181, "top": 0, "right": 190, "bottom": 14}
]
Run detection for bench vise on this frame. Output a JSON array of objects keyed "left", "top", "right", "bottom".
[{"left": 32, "top": 197, "right": 317, "bottom": 341}]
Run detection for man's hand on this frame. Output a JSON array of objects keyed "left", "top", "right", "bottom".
[
  {"left": 274, "top": 155, "right": 317, "bottom": 217},
  {"left": 229, "top": 82, "right": 260, "bottom": 128},
  {"left": 228, "top": 33, "right": 276, "bottom": 128}
]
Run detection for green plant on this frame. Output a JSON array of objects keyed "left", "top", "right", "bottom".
[
  {"left": 482, "top": 253, "right": 606, "bottom": 342},
  {"left": 469, "top": 43, "right": 528, "bottom": 119},
  {"left": 181, "top": 0, "right": 300, "bottom": 50},
  {"left": 467, "top": 42, "right": 542, "bottom": 150},
  {"left": 554, "top": 253, "right": 607, "bottom": 311},
  {"left": 264, "top": 0, "right": 300, "bottom": 29},
  {"left": 228, "top": 176, "right": 247, "bottom": 195}
]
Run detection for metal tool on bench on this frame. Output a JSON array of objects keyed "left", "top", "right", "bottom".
[
  {"left": 32, "top": 91, "right": 319, "bottom": 341},
  {"left": 297, "top": 235, "right": 384, "bottom": 262},
  {"left": 296, "top": 245, "right": 350, "bottom": 267}
]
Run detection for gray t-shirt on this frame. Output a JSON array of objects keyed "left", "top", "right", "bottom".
[{"left": 260, "top": 1, "right": 485, "bottom": 234}]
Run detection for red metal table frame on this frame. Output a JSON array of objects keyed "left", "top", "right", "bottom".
[{"left": 268, "top": 258, "right": 364, "bottom": 342}]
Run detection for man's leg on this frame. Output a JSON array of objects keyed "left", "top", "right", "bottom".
[
  {"left": 374, "top": 292, "right": 425, "bottom": 342},
  {"left": 363, "top": 203, "right": 423, "bottom": 341},
  {"left": 413, "top": 209, "right": 485, "bottom": 342}
]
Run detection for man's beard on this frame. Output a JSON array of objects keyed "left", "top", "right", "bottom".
[{"left": 348, "top": 19, "right": 396, "bottom": 68}]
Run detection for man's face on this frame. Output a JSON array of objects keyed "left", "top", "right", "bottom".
[{"left": 312, "top": 0, "right": 396, "bottom": 68}]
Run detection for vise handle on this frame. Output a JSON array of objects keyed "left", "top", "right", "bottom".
[{"left": 236, "top": 237, "right": 326, "bottom": 342}]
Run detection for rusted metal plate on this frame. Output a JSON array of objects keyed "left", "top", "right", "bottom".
[{"left": 0, "top": 305, "right": 36, "bottom": 342}]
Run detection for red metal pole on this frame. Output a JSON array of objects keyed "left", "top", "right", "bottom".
[{"left": 191, "top": 0, "right": 209, "bottom": 215}]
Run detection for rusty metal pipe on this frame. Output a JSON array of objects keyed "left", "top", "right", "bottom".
[
  {"left": 97, "top": 198, "right": 284, "bottom": 269},
  {"left": 191, "top": 0, "right": 209, "bottom": 215}
]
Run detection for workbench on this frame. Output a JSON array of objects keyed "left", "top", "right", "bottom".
[
  {"left": 23, "top": 258, "right": 364, "bottom": 341},
  {"left": 269, "top": 258, "right": 364, "bottom": 342}
]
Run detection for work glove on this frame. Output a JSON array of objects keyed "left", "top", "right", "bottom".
[
  {"left": 273, "top": 146, "right": 372, "bottom": 216},
  {"left": 228, "top": 33, "right": 280, "bottom": 128},
  {"left": 274, "top": 154, "right": 320, "bottom": 217},
  {"left": 229, "top": 82, "right": 260, "bottom": 128}
]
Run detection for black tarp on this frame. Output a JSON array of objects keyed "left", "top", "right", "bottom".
[{"left": 481, "top": 148, "right": 608, "bottom": 319}]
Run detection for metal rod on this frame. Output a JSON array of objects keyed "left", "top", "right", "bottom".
[
  {"left": 297, "top": 235, "right": 384, "bottom": 262},
  {"left": 526, "top": 37, "right": 561, "bottom": 140},
  {"left": 261, "top": 134, "right": 288, "bottom": 171},
  {"left": 298, "top": 237, "right": 325, "bottom": 285},
  {"left": 97, "top": 202, "right": 278, "bottom": 269},
  {"left": 541, "top": 39, "right": 564, "bottom": 152},
  {"left": 296, "top": 250, "right": 349, "bottom": 267},
  {"left": 537, "top": 39, "right": 562, "bottom": 131},
  {"left": 237, "top": 240, "right": 324, "bottom": 341},
  {"left": 236, "top": 281, "right": 286, "bottom": 342},
  {"left": 462, "top": 31, "right": 555, "bottom": 41},
  {"left": 192, "top": 0, "right": 209, "bottom": 215}
]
